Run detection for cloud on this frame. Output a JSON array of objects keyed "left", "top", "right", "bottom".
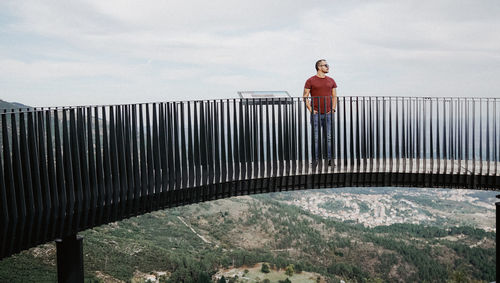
[{"left": 0, "top": 0, "right": 499, "bottom": 106}]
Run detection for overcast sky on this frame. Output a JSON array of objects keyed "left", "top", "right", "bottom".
[{"left": 0, "top": 0, "right": 499, "bottom": 107}]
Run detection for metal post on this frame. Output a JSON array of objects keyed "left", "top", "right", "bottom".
[
  {"left": 497, "top": 195, "right": 499, "bottom": 283},
  {"left": 56, "top": 234, "right": 84, "bottom": 283}
]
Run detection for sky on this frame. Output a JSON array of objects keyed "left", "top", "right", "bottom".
[{"left": 0, "top": 0, "right": 499, "bottom": 107}]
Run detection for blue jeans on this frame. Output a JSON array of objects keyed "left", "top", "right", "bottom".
[{"left": 311, "top": 113, "right": 332, "bottom": 160}]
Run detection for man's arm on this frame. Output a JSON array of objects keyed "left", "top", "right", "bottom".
[
  {"left": 303, "top": 88, "right": 315, "bottom": 113},
  {"left": 331, "top": 88, "right": 337, "bottom": 112}
]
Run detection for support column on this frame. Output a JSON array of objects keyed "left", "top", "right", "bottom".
[
  {"left": 56, "top": 234, "right": 84, "bottom": 283},
  {"left": 496, "top": 195, "right": 499, "bottom": 283}
]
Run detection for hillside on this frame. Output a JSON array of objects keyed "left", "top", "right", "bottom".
[
  {"left": 0, "top": 100, "right": 30, "bottom": 110},
  {"left": 0, "top": 187, "right": 495, "bottom": 283}
]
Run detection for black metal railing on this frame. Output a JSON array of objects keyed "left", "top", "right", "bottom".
[{"left": 1, "top": 96, "right": 499, "bottom": 260}]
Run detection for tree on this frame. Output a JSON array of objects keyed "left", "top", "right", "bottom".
[
  {"left": 278, "top": 279, "right": 291, "bottom": 283},
  {"left": 197, "top": 272, "right": 211, "bottom": 283},
  {"left": 261, "top": 263, "right": 270, "bottom": 273},
  {"left": 285, "top": 264, "right": 295, "bottom": 277},
  {"left": 218, "top": 276, "right": 227, "bottom": 283}
]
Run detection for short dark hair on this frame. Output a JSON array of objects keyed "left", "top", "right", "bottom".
[{"left": 315, "top": 59, "right": 326, "bottom": 71}]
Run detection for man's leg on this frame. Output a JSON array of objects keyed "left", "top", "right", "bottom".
[
  {"left": 325, "top": 113, "right": 332, "bottom": 160},
  {"left": 311, "top": 113, "right": 319, "bottom": 161}
]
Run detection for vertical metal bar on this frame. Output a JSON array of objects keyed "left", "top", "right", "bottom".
[
  {"left": 19, "top": 111, "right": 35, "bottom": 248},
  {"left": 193, "top": 102, "right": 201, "bottom": 190},
  {"left": 375, "top": 97, "right": 380, "bottom": 175},
  {"left": 472, "top": 100, "right": 476, "bottom": 179},
  {"left": 259, "top": 99, "right": 265, "bottom": 179},
  {"left": 297, "top": 98, "right": 303, "bottom": 176},
  {"left": 479, "top": 99, "right": 484, "bottom": 177},
  {"left": 415, "top": 98, "right": 419, "bottom": 173},
  {"left": 304, "top": 98, "right": 309, "bottom": 178},
  {"left": 46, "top": 110, "right": 59, "bottom": 239},
  {"left": 94, "top": 107, "right": 104, "bottom": 224},
  {"left": 213, "top": 101, "right": 222, "bottom": 196},
  {"left": 119, "top": 106, "right": 131, "bottom": 216},
  {"left": 458, "top": 99, "right": 463, "bottom": 177},
  {"left": 206, "top": 102, "right": 214, "bottom": 197},
  {"left": 86, "top": 108, "right": 97, "bottom": 228},
  {"left": 131, "top": 105, "right": 141, "bottom": 214},
  {"left": 221, "top": 100, "right": 228, "bottom": 185},
  {"left": 54, "top": 109, "right": 67, "bottom": 237},
  {"left": 451, "top": 99, "right": 455, "bottom": 176},
  {"left": 388, "top": 98, "right": 393, "bottom": 180},
  {"left": 429, "top": 99, "right": 434, "bottom": 176},
  {"left": 277, "top": 100, "right": 284, "bottom": 190},
  {"left": 180, "top": 103, "right": 189, "bottom": 191},
  {"left": 199, "top": 101, "right": 207, "bottom": 191},
  {"left": 0, "top": 112, "right": 14, "bottom": 258},
  {"left": 238, "top": 100, "right": 246, "bottom": 190},
  {"left": 368, "top": 97, "right": 374, "bottom": 174},
  {"left": 123, "top": 106, "right": 135, "bottom": 214},
  {"left": 101, "top": 107, "right": 113, "bottom": 221},
  {"left": 69, "top": 109, "right": 86, "bottom": 233},
  {"left": 62, "top": 109, "right": 76, "bottom": 234},
  {"left": 402, "top": 98, "right": 407, "bottom": 174},
  {"left": 253, "top": 101, "right": 259, "bottom": 182},
  {"left": 169, "top": 103, "right": 179, "bottom": 203},
  {"left": 36, "top": 111, "right": 51, "bottom": 243},
  {"left": 138, "top": 105, "right": 148, "bottom": 212},
  {"left": 153, "top": 104, "right": 163, "bottom": 208},
  {"left": 272, "top": 99, "right": 278, "bottom": 191},
  {"left": 349, "top": 97, "right": 355, "bottom": 171},
  {"left": 159, "top": 103, "right": 169, "bottom": 205},
  {"left": 226, "top": 100, "right": 234, "bottom": 184},
  {"left": 108, "top": 106, "right": 120, "bottom": 221},
  {"left": 247, "top": 101, "right": 255, "bottom": 190},
  {"left": 187, "top": 102, "right": 195, "bottom": 189},
  {"left": 76, "top": 108, "right": 89, "bottom": 230},
  {"left": 416, "top": 99, "right": 421, "bottom": 174},
  {"left": 382, "top": 98, "right": 387, "bottom": 177},
  {"left": 266, "top": 100, "right": 272, "bottom": 181},
  {"left": 362, "top": 97, "right": 367, "bottom": 174},
  {"left": 149, "top": 104, "right": 158, "bottom": 207},
  {"left": 233, "top": 99, "right": 240, "bottom": 194},
  {"left": 443, "top": 100, "right": 448, "bottom": 175},
  {"left": 436, "top": 99, "right": 441, "bottom": 175},
  {"left": 0, "top": 134, "right": 7, "bottom": 257},
  {"left": 495, "top": 99, "right": 498, "bottom": 176},
  {"left": 409, "top": 99, "right": 414, "bottom": 175},
  {"left": 27, "top": 112, "right": 43, "bottom": 244},
  {"left": 395, "top": 98, "right": 400, "bottom": 175},
  {"left": 465, "top": 98, "right": 469, "bottom": 182},
  {"left": 10, "top": 111, "right": 26, "bottom": 252},
  {"left": 290, "top": 99, "right": 298, "bottom": 188}
]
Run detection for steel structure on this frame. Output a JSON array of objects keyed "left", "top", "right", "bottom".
[{"left": 0, "top": 96, "right": 499, "bottom": 282}]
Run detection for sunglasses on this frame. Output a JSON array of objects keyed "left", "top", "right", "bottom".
[{"left": 320, "top": 64, "right": 329, "bottom": 68}]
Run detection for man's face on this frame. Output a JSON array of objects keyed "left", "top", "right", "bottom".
[{"left": 318, "top": 61, "right": 329, "bottom": 73}]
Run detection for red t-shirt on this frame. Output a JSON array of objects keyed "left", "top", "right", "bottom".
[{"left": 304, "top": 75, "right": 337, "bottom": 113}]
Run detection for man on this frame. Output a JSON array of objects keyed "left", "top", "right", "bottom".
[{"left": 303, "top": 59, "right": 337, "bottom": 164}]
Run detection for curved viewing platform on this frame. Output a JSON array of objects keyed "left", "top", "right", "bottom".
[{"left": 0, "top": 96, "right": 499, "bottom": 263}]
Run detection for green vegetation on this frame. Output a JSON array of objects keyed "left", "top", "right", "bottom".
[
  {"left": 0, "top": 189, "right": 495, "bottom": 282},
  {"left": 261, "top": 263, "right": 270, "bottom": 273}
]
